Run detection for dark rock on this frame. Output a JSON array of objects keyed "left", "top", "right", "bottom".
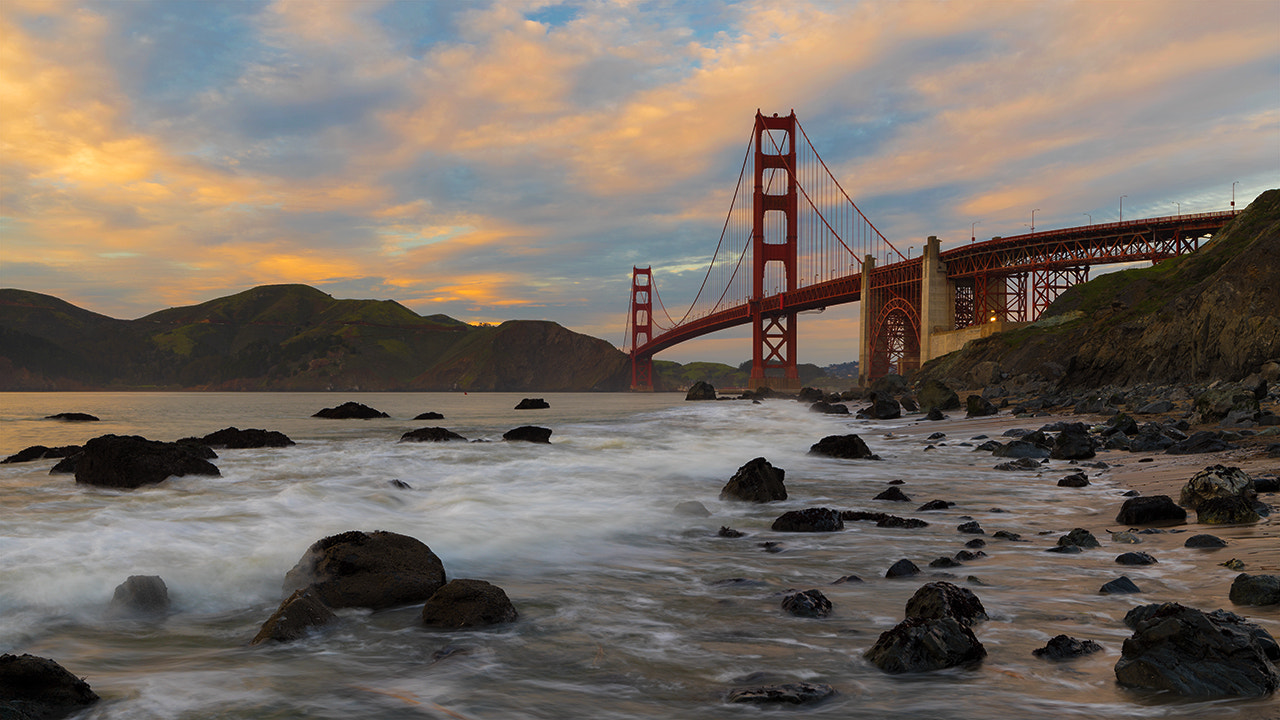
[
  {"left": 874, "top": 486, "right": 911, "bottom": 502},
  {"left": 781, "top": 589, "right": 832, "bottom": 618},
  {"left": 196, "top": 427, "right": 294, "bottom": 448},
  {"left": 863, "top": 616, "right": 986, "bottom": 673},
  {"left": 73, "top": 434, "right": 219, "bottom": 489},
  {"left": 904, "top": 581, "right": 987, "bottom": 626},
  {"left": 975, "top": 440, "right": 1004, "bottom": 452},
  {"left": 107, "top": 575, "right": 169, "bottom": 616},
  {"left": 966, "top": 395, "right": 998, "bottom": 417},
  {"left": 918, "top": 379, "right": 962, "bottom": 412},
  {"left": 1136, "top": 400, "right": 1175, "bottom": 414},
  {"left": 771, "top": 508, "right": 843, "bottom": 532},
  {"left": 1116, "top": 495, "right": 1186, "bottom": 525},
  {"left": 927, "top": 407, "right": 946, "bottom": 421},
  {"left": 0, "top": 653, "right": 99, "bottom": 719},
  {"left": 993, "top": 440, "right": 1050, "bottom": 459},
  {"left": 955, "top": 549, "right": 986, "bottom": 562},
  {"left": 1105, "top": 413, "right": 1140, "bottom": 436},
  {"left": 1167, "top": 431, "right": 1234, "bottom": 455},
  {"left": 421, "top": 579, "right": 518, "bottom": 628},
  {"left": 1115, "top": 602, "right": 1280, "bottom": 696},
  {"left": 957, "top": 521, "right": 984, "bottom": 534},
  {"left": 1229, "top": 574, "right": 1280, "bottom": 606},
  {"left": 685, "top": 382, "right": 716, "bottom": 401},
  {"left": 514, "top": 398, "right": 551, "bottom": 409},
  {"left": 760, "top": 541, "right": 784, "bottom": 553},
  {"left": 1184, "top": 534, "right": 1228, "bottom": 548},
  {"left": 1050, "top": 428, "right": 1096, "bottom": 460},
  {"left": 720, "top": 457, "right": 787, "bottom": 502},
  {"left": 1058, "top": 528, "right": 1100, "bottom": 549},
  {"left": 1197, "top": 496, "right": 1261, "bottom": 524},
  {"left": 1033, "top": 635, "right": 1103, "bottom": 660},
  {"left": 901, "top": 395, "right": 919, "bottom": 412},
  {"left": 503, "top": 426, "right": 552, "bottom": 443},
  {"left": 861, "top": 397, "right": 901, "bottom": 419},
  {"left": 251, "top": 588, "right": 337, "bottom": 644},
  {"left": 808, "top": 434, "right": 877, "bottom": 459},
  {"left": 964, "top": 538, "right": 986, "bottom": 548},
  {"left": 717, "top": 526, "right": 744, "bottom": 538},
  {"left": 833, "top": 574, "right": 864, "bottom": 584},
  {"left": 1046, "top": 544, "right": 1083, "bottom": 554},
  {"left": 1195, "top": 388, "right": 1259, "bottom": 425},
  {"left": 1256, "top": 476, "right": 1280, "bottom": 492},
  {"left": 1058, "top": 472, "right": 1090, "bottom": 487},
  {"left": 282, "top": 530, "right": 446, "bottom": 610},
  {"left": 390, "top": 479, "right": 412, "bottom": 489},
  {"left": 1100, "top": 576, "right": 1142, "bottom": 594},
  {"left": 312, "top": 402, "right": 389, "bottom": 419},
  {"left": 885, "top": 559, "right": 921, "bottom": 578},
  {"left": 797, "top": 386, "right": 825, "bottom": 402},
  {"left": 1179, "top": 465, "right": 1256, "bottom": 511},
  {"left": 401, "top": 427, "right": 467, "bottom": 442},
  {"left": 1116, "top": 552, "right": 1158, "bottom": 565},
  {"left": 929, "top": 556, "right": 962, "bottom": 568},
  {"left": 2, "top": 445, "right": 81, "bottom": 464},
  {"left": 993, "top": 530, "right": 1023, "bottom": 541},
  {"left": 916, "top": 499, "right": 955, "bottom": 511},
  {"left": 809, "top": 400, "right": 850, "bottom": 414},
  {"left": 413, "top": 411, "right": 444, "bottom": 420},
  {"left": 725, "top": 682, "right": 836, "bottom": 705},
  {"left": 927, "top": 432, "right": 947, "bottom": 440},
  {"left": 45, "top": 412, "right": 99, "bottom": 422},
  {"left": 995, "top": 457, "right": 1042, "bottom": 471},
  {"left": 48, "top": 452, "right": 83, "bottom": 474},
  {"left": 877, "top": 515, "right": 929, "bottom": 529},
  {"left": 674, "top": 501, "right": 711, "bottom": 516}
]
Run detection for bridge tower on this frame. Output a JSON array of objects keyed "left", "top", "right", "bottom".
[
  {"left": 749, "top": 111, "right": 800, "bottom": 391},
  {"left": 629, "top": 267, "right": 654, "bottom": 391}
]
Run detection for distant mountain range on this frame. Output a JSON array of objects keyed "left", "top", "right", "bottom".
[{"left": 0, "top": 284, "right": 632, "bottom": 391}]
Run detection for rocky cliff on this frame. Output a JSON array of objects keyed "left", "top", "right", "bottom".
[{"left": 915, "top": 190, "right": 1280, "bottom": 391}]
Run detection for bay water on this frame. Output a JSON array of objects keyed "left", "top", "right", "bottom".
[{"left": 1, "top": 392, "right": 1275, "bottom": 719}]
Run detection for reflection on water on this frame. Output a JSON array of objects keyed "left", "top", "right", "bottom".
[{"left": 0, "top": 392, "right": 1275, "bottom": 719}]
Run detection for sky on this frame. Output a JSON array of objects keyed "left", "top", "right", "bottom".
[{"left": 1, "top": 0, "right": 1277, "bottom": 366}]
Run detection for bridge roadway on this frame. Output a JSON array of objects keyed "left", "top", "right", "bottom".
[{"left": 633, "top": 210, "right": 1237, "bottom": 368}]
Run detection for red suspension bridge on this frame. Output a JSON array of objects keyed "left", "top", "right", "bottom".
[{"left": 625, "top": 110, "right": 1238, "bottom": 391}]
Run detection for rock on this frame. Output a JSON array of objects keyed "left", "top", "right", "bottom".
[
  {"left": 900, "top": 395, "right": 919, "bottom": 412},
  {"left": 809, "top": 401, "right": 850, "bottom": 414},
  {"left": 1050, "top": 428, "right": 1096, "bottom": 460},
  {"left": 421, "top": 579, "right": 518, "bottom": 628},
  {"left": 1195, "top": 388, "right": 1259, "bottom": 424},
  {"left": 107, "top": 575, "right": 169, "bottom": 616},
  {"left": 874, "top": 486, "right": 911, "bottom": 502},
  {"left": 992, "top": 530, "right": 1022, "bottom": 541},
  {"left": 1116, "top": 552, "right": 1158, "bottom": 565},
  {"left": 1100, "top": 576, "right": 1142, "bottom": 594},
  {"left": 514, "top": 398, "right": 551, "bottom": 409},
  {"left": 929, "top": 556, "right": 962, "bottom": 568},
  {"left": 885, "top": 559, "right": 921, "bottom": 578},
  {"left": 863, "top": 616, "right": 986, "bottom": 674},
  {"left": 282, "top": 530, "right": 447, "bottom": 610},
  {"left": 195, "top": 427, "right": 295, "bottom": 448},
  {"left": 1114, "top": 603, "right": 1280, "bottom": 696},
  {"left": 966, "top": 395, "right": 998, "bottom": 417},
  {"left": 390, "top": 479, "right": 412, "bottom": 489},
  {"left": 1033, "top": 635, "right": 1104, "bottom": 660},
  {"left": 993, "top": 440, "right": 1050, "bottom": 459},
  {"left": 927, "top": 407, "right": 946, "bottom": 421},
  {"left": 1129, "top": 426, "right": 1175, "bottom": 452},
  {"left": 1046, "top": 544, "right": 1082, "bottom": 554},
  {"left": 2, "top": 445, "right": 81, "bottom": 464},
  {"left": 312, "top": 402, "right": 389, "bottom": 419},
  {"left": 903, "top": 581, "right": 987, "bottom": 626},
  {"left": 954, "top": 550, "right": 986, "bottom": 562},
  {"left": 918, "top": 379, "right": 961, "bottom": 412},
  {"left": 1136, "top": 400, "right": 1175, "bottom": 414},
  {"left": 1058, "top": 528, "right": 1100, "bottom": 549},
  {"left": 995, "top": 457, "right": 1042, "bottom": 471},
  {"left": 771, "top": 508, "right": 843, "bottom": 532},
  {"left": 1229, "top": 574, "right": 1280, "bottom": 606},
  {"left": 673, "top": 501, "right": 711, "bottom": 516},
  {"left": 718, "top": 526, "right": 744, "bottom": 538},
  {"left": 1115, "top": 495, "right": 1186, "bottom": 525},
  {"left": 1185, "top": 534, "right": 1228, "bottom": 548},
  {"left": 1111, "top": 531, "right": 1141, "bottom": 543},
  {"left": 1196, "top": 496, "right": 1261, "bottom": 524},
  {"left": 1167, "top": 431, "right": 1234, "bottom": 455},
  {"left": 48, "top": 452, "right": 82, "bottom": 474},
  {"left": 725, "top": 682, "right": 836, "bottom": 705},
  {"left": 916, "top": 499, "right": 954, "bottom": 511},
  {"left": 414, "top": 411, "right": 444, "bottom": 420},
  {"left": 781, "top": 589, "right": 832, "bottom": 618},
  {"left": 45, "top": 412, "right": 99, "bottom": 422},
  {"left": 502, "top": 426, "right": 552, "bottom": 443},
  {"left": 807, "top": 434, "right": 877, "bottom": 459},
  {"left": 1222, "top": 558, "right": 1246, "bottom": 570},
  {"left": 1058, "top": 472, "right": 1090, "bottom": 487},
  {"left": 1257, "top": 476, "right": 1280, "bottom": 492},
  {"left": 73, "top": 434, "right": 220, "bottom": 489},
  {"left": 251, "top": 588, "right": 337, "bottom": 644},
  {"left": 0, "top": 653, "right": 99, "bottom": 719},
  {"left": 1179, "top": 465, "right": 1256, "bottom": 511},
  {"left": 861, "top": 397, "right": 901, "bottom": 419},
  {"left": 957, "top": 521, "right": 984, "bottom": 534},
  {"left": 401, "top": 427, "right": 467, "bottom": 442},
  {"left": 719, "top": 457, "right": 787, "bottom": 502},
  {"left": 685, "top": 382, "right": 716, "bottom": 401},
  {"left": 964, "top": 538, "right": 987, "bottom": 548}
]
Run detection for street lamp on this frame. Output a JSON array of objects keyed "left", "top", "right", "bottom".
[
  {"left": 1120, "top": 195, "right": 1127, "bottom": 222},
  {"left": 971, "top": 220, "right": 980, "bottom": 243},
  {"left": 1082, "top": 212, "right": 1092, "bottom": 225},
  {"left": 1232, "top": 181, "right": 1239, "bottom": 212},
  {"left": 1172, "top": 201, "right": 1180, "bottom": 217},
  {"left": 1031, "top": 208, "right": 1040, "bottom": 233}
]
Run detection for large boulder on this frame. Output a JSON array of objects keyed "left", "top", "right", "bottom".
[
  {"left": 195, "top": 427, "right": 295, "bottom": 449},
  {"left": 781, "top": 589, "right": 832, "bottom": 618},
  {"left": 73, "top": 434, "right": 220, "bottom": 489},
  {"left": 993, "top": 440, "right": 1050, "bottom": 459},
  {"left": 807, "top": 434, "right": 878, "bottom": 459},
  {"left": 107, "top": 575, "right": 170, "bottom": 616},
  {"left": 1179, "top": 465, "right": 1257, "bottom": 511},
  {"left": 917, "top": 379, "right": 961, "bottom": 412},
  {"left": 503, "top": 426, "right": 552, "bottom": 443},
  {"left": 771, "top": 508, "right": 844, "bottom": 532},
  {"left": 0, "top": 654, "right": 100, "bottom": 719},
  {"left": 1194, "top": 388, "right": 1259, "bottom": 424},
  {"left": 421, "top": 579, "right": 518, "bottom": 628},
  {"left": 251, "top": 588, "right": 337, "bottom": 645},
  {"left": 1114, "top": 603, "right": 1279, "bottom": 696},
  {"left": 1167, "top": 431, "right": 1234, "bottom": 455},
  {"left": 2, "top": 445, "right": 81, "bottom": 464},
  {"left": 401, "top": 427, "right": 467, "bottom": 442},
  {"left": 1115, "top": 495, "right": 1186, "bottom": 526},
  {"left": 965, "top": 395, "right": 998, "bottom": 417},
  {"left": 1050, "top": 428, "right": 1096, "bottom": 460},
  {"left": 719, "top": 457, "right": 787, "bottom": 502},
  {"left": 282, "top": 530, "right": 447, "bottom": 610},
  {"left": 903, "top": 581, "right": 987, "bottom": 626},
  {"left": 1033, "top": 635, "right": 1103, "bottom": 660},
  {"left": 685, "top": 381, "right": 716, "bottom": 401},
  {"left": 861, "top": 397, "right": 901, "bottom": 419},
  {"left": 863, "top": 616, "right": 986, "bottom": 674},
  {"left": 312, "top": 402, "right": 389, "bottom": 419},
  {"left": 1230, "top": 574, "right": 1280, "bottom": 606},
  {"left": 1196, "top": 496, "right": 1262, "bottom": 524}
]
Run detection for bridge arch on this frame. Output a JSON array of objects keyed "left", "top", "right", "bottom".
[{"left": 868, "top": 297, "right": 920, "bottom": 378}]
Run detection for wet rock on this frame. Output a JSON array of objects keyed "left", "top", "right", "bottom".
[
  {"left": 717, "top": 526, "right": 744, "bottom": 538},
  {"left": 860, "top": 397, "right": 901, "bottom": 420},
  {"left": 781, "top": 589, "right": 832, "bottom": 618},
  {"left": 964, "top": 538, "right": 986, "bottom": 549},
  {"left": 514, "top": 398, "right": 551, "bottom": 409},
  {"left": 48, "top": 453, "right": 82, "bottom": 474},
  {"left": 1058, "top": 528, "right": 1100, "bottom": 549},
  {"left": 992, "top": 530, "right": 1022, "bottom": 541},
  {"left": 993, "top": 440, "right": 1049, "bottom": 459},
  {"left": 283, "top": 530, "right": 446, "bottom": 610},
  {"left": 929, "top": 556, "right": 962, "bottom": 568},
  {"left": 797, "top": 386, "right": 826, "bottom": 402},
  {"left": 1058, "top": 472, "right": 1090, "bottom": 488},
  {"left": 957, "top": 521, "right": 984, "bottom": 534},
  {"left": 389, "top": 479, "right": 412, "bottom": 489},
  {"left": 1167, "top": 431, "right": 1234, "bottom": 454},
  {"left": 1129, "top": 424, "right": 1176, "bottom": 452},
  {"left": 725, "top": 682, "right": 836, "bottom": 705},
  {"left": 1195, "top": 388, "right": 1259, "bottom": 425},
  {"left": 807, "top": 434, "right": 878, "bottom": 459},
  {"left": 2, "top": 445, "right": 81, "bottom": 464},
  {"left": 73, "top": 434, "right": 219, "bottom": 489},
  {"left": 1100, "top": 576, "right": 1142, "bottom": 594},
  {"left": 1115, "top": 495, "right": 1186, "bottom": 526},
  {"left": 885, "top": 559, "right": 921, "bottom": 578},
  {"left": 0, "top": 653, "right": 99, "bottom": 719},
  {"left": 502, "top": 426, "right": 552, "bottom": 443},
  {"left": 1229, "top": 574, "right": 1280, "bottom": 606},
  {"left": 917, "top": 499, "right": 955, "bottom": 511},
  {"left": 904, "top": 581, "right": 987, "bottom": 626},
  {"left": 874, "top": 486, "right": 911, "bottom": 502},
  {"left": 45, "top": 412, "right": 99, "bottom": 422},
  {"left": 995, "top": 457, "right": 1042, "bottom": 471},
  {"left": 954, "top": 550, "right": 986, "bottom": 562},
  {"left": 414, "top": 411, "right": 444, "bottom": 420},
  {"left": 1257, "top": 475, "right": 1280, "bottom": 492},
  {"left": 974, "top": 440, "right": 1003, "bottom": 452},
  {"left": 809, "top": 400, "right": 850, "bottom": 414},
  {"left": 1222, "top": 558, "right": 1246, "bottom": 570},
  {"left": 833, "top": 574, "right": 864, "bottom": 584},
  {"left": 685, "top": 382, "right": 716, "bottom": 401},
  {"left": 1110, "top": 531, "right": 1141, "bottom": 544},
  {"left": 1114, "top": 603, "right": 1280, "bottom": 696},
  {"left": 1115, "top": 552, "right": 1158, "bottom": 566},
  {"left": 1180, "top": 465, "right": 1256, "bottom": 511},
  {"left": 674, "top": 501, "right": 711, "bottom": 517},
  {"left": 927, "top": 407, "right": 946, "bottom": 421},
  {"left": 1046, "top": 544, "right": 1083, "bottom": 554},
  {"left": 421, "top": 579, "right": 518, "bottom": 628},
  {"left": 1050, "top": 428, "right": 1096, "bottom": 460},
  {"left": 194, "top": 427, "right": 295, "bottom": 448},
  {"left": 251, "top": 588, "right": 337, "bottom": 644},
  {"left": 1184, "top": 534, "right": 1228, "bottom": 548},
  {"left": 401, "top": 427, "right": 467, "bottom": 442},
  {"left": 863, "top": 616, "right": 986, "bottom": 674},
  {"left": 719, "top": 457, "right": 787, "bottom": 503},
  {"left": 107, "top": 575, "right": 169, "bottom": 616},
  {"left": 771, "top": 508, "right": 843, "bottom": 532},
  {"left": 966, "top": 395, "right": 998, "bottom": 417},
  {"left": 1136, "top": 400, "right": 1175, "bottom": 414},
  {"left": 842, "top": 511, "right": 929, "bottom": 529},
  {"left": 1033, "top": 635, "right": 1103, "bottom": 660},
  {"left": 1196, "top": 496, "right": 1261, "bottom": 524},
  {"left": 918, "top": 379, "right": 962, "bottom": 412},
  {"left": 313, "top": 402, "right": 389, "bottom": 419}
]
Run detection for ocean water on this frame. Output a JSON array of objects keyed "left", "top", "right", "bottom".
[{"left": 0, "top": 392, "right": 1275, "bottom": 719}]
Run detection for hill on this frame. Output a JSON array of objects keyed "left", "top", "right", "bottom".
[
  {"left": 0, "top": 284, "right": 630, "bottom": 391},
  {"left": 914, "top": 189, "right": 1280, "bottom": 391}
]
